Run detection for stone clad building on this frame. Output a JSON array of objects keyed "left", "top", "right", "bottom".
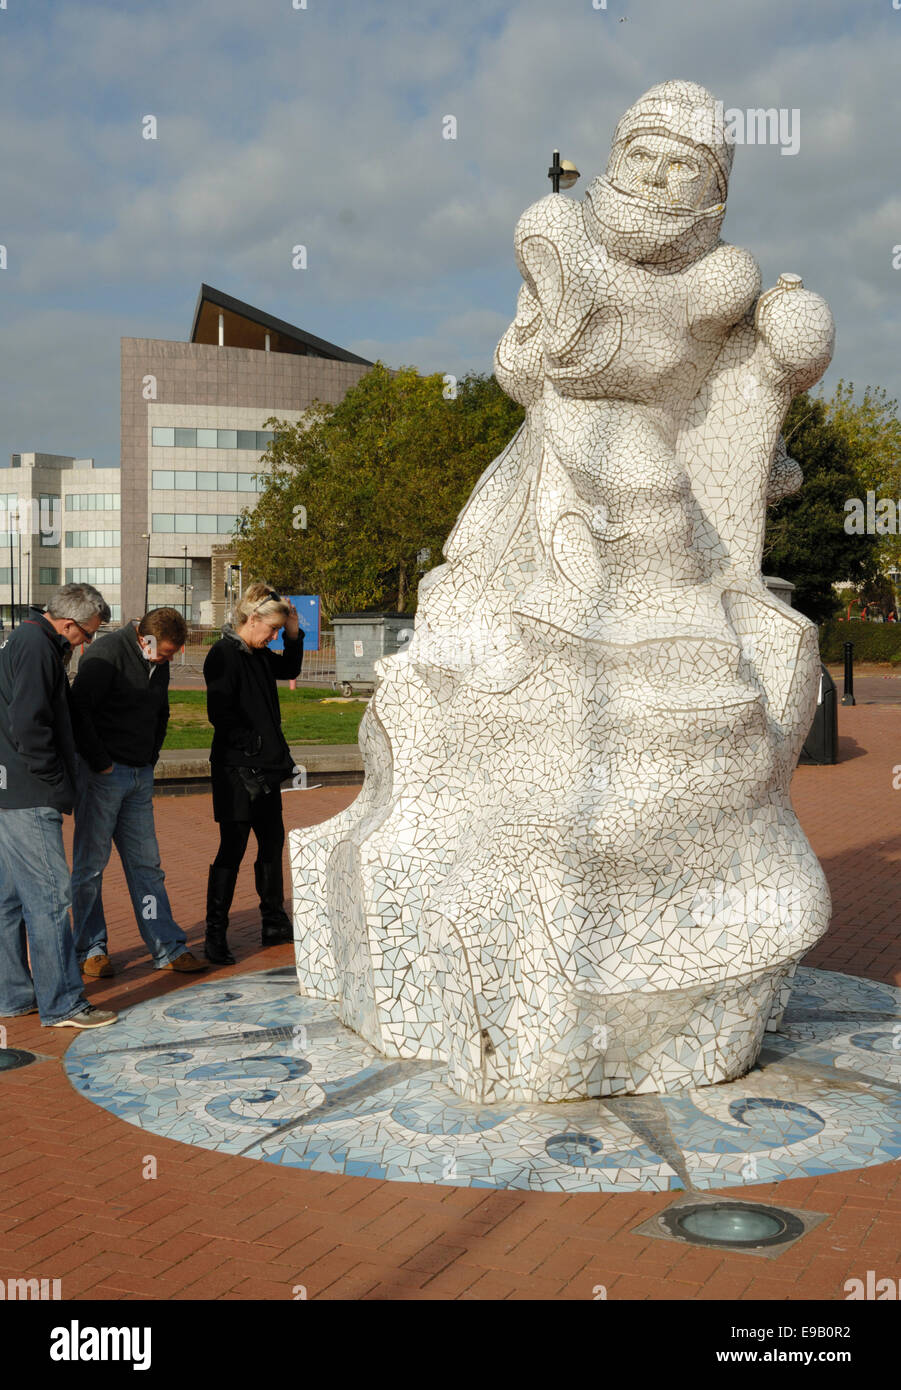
[
  {"left": 121, "top": 284, "right": 372, "bottom": 625},
  {"left": 4, "top": 285, "right": 372, "bottom": 627}
]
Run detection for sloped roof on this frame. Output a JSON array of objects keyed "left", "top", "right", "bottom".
[{"left": 190, "top": 284, "right": 373, "bottom": 365}]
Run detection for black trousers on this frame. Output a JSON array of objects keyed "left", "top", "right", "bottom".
[{"left": 212, "top": 788, "right": 285, "bottom": 873}]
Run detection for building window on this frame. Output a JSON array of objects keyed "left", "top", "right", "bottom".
[
  {"left": 38, "top": 567, "right": 59, "bottom": 585},
  {"left": 65, "top": 494, "right": 120, "bottom": 512},
  {"left": 152, "top": 514, "right": 238, "bottom": 534},
  {"left": 152, "top": 469, "right": 260, "bottom": 492},
  {"left": 0, "top": 493, "right": 21, "bottom": 542},
  {"left": 64, "top": 567, "right": 121, "bottom": 584},
  {"left": 108, "top": 604, "right": 122, "bottom": 621},
  {"left": 64, "top": 530, "right": 121, "bottom": 548},
  {"left": 152, "top": 426, "right": 276, "bottom": 451},
  {"left": 148, "top": 565, "right": 191, "bottom": 585}
]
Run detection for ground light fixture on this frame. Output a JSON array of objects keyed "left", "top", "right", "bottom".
[
  {"left": 0, "top": 1048, "right": 37, "bottom": 1073},
  {"left": 634, "top": 1193, "right": 825, "bottom": 1258}
]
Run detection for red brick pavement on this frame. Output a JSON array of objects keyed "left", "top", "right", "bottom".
[{"left": 1, "top": 708, "right": 900, "bottom": 1301}]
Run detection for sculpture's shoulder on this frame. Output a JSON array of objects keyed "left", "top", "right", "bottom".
[
  {"left": 687, "top": 241, "right": 761, "bottom": 327},
  {"left": 514, "top": 194, "right": 583, "bottom": 255}
]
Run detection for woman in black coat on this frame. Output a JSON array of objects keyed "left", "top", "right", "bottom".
[{"left": 203, "top": 583, "right": 304, "bottom": 963}]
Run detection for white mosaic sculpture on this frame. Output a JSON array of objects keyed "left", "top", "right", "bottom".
[{"left": 291, "top": 81, "right": 835, "bottom": 1103}]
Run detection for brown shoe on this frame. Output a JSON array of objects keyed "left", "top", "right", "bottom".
[
  {"left": 82, "top": 954, "right": 114, "bottom": 978},
  {"left": 163, "top": 951, "right": 208, "bottom": 973}
]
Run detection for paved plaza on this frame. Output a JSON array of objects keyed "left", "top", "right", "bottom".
[{"left": 1, "top": 703, "right": 899, "bottom": 1301}]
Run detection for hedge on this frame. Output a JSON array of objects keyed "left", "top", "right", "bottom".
[{"left": 818, "top": 619, "right": 901, "bottom": 663}]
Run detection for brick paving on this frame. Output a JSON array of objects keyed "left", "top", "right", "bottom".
[{"left": 1, "top": 707, "right": 900, "bottom": 1301}]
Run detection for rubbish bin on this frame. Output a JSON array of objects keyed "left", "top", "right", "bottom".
[
  {"left": 799, "top": 664, "right": 838, "bottom": 765},
  {"left": 332, "top": 612, "right": 414, "bottom": 696}
]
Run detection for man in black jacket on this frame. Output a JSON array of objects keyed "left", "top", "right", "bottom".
[
  {"left": 70, "top": 608, "right": 206, "bottom": 977},
  {"left": 0, "top": 585, "right": 118, "bottom": 1029}
]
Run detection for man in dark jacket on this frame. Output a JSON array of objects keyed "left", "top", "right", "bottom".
[
  {"left": 0, "top": 585, "right": 118, "bottom": 1029},
  {"left": 70, "top": 608, "right": 206, "bottom": 976}
]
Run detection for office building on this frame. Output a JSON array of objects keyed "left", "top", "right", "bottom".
[
  {"left": 4, "top": 286, "right": 372, "bottom": 626},
  {"left": 122, "top": 284, "right": 372, "bottom": 624}
]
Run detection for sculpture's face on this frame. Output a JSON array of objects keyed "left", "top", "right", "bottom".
[{"left": 612, "top": 133, "right": 721, "bottom": 211}]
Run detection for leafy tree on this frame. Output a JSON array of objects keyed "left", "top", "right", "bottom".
[
  {"left": 824, "top": 381, "right": 901, "bottom": 572},
  {"left": 764, "top": 394, "right": 880, "bottom": 623},
  {"left": 234, "top": 364, "right": 523, "bottom": 619}
]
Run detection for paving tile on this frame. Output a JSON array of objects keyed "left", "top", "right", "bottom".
[{"left": 0, "top": 760, "right": 897, "bottom": 1302}]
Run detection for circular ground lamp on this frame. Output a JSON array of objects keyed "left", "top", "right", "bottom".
[
  {"left": 661, "top": 1200, "right": 805, "bottom": 1251},
  {"left": 0, "top": 1048, "right": 37, "bottom": 1073}
]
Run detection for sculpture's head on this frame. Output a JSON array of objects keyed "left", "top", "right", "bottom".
[{"left": 585, "top": 80, "right": 734, "bottom": 268}]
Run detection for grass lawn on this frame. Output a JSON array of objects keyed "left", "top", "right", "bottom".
[{"left": 163, "top": 687, "right": 366, "bottom": 749}]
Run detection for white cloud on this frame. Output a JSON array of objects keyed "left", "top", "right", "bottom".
[{"left": 0, "top": 0, "right": 900, "bottom": 468}]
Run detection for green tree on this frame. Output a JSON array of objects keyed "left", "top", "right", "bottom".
[
  {"left": 235, "top": 364, "right": 524, "bottom": 619},
  {"left": 764, "top": 394, "right": 880, "bottom": 623},
  {"left": 823, "top": 380, "right": 901, "bottom": 572}
]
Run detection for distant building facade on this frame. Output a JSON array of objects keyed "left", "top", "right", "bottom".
[
  {"left": 4, "top": 286, "right": 372, "bottom": 627},
  {"left": 121, "top": 285, "right": 372, "bottom": 626},
  {"left": 0, "top": 453, "right": 120, "bottom": 624}
]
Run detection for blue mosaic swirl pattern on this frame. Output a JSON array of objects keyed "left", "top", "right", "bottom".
[{"left": 63, "top": 967, "right": 901, "bottom": 1192}]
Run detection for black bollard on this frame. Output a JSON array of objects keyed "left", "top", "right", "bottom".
[{"left": 841, "top": 641, "right": 855, "bottom": 706}]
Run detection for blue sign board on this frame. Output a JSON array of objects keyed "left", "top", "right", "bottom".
[{"left": 268, "top": 595, "right": 320, "bottom": 652}]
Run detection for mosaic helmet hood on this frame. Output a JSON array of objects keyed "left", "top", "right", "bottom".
[
  {"left": 584, "top": 82, "right": 733, "bottom": 268},
  {"left": 607, "top": 79, "right": 734, "bottom": 202}
]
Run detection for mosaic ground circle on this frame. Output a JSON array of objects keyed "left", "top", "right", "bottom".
[{"left": 64, "top": 967, "right": 901, "bottom": 1193}]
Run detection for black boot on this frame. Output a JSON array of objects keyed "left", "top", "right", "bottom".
[
  {"left": 205, "top": 863, "right": 238, "bottom": 964},
  {"left": 255, "top": 861, "right": 294, "bottom": 945}
]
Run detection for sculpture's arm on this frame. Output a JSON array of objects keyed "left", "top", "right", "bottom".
[
  {"left": 767, "top": 436, "right": 802, "bottom": 505},
  {"left": 687, "top": 242, "right": 761, "bottom": 333}
]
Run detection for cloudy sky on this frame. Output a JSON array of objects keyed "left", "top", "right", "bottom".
[{"left": 0, "top": 0, "right": 899, "bottom": 469}]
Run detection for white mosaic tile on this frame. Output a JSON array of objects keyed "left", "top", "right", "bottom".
[{"left": 290, "top": 81, "right": 835, "bottom": 1102}]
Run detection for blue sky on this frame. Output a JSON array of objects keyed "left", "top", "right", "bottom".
[{"left": 1, "top": 0, "right": 899, "bottom": 468}]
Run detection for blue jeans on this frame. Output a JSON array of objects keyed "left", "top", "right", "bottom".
[
  {"left": 72, "top": 762, "right": 187, "bottom": 968},
  {"left": 0, "top": 806, "right": 89, "bottom": 1024}
]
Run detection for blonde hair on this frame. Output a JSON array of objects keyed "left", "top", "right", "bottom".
[{"left": 233, "top": 581, "right": 291, "bottom": 628}]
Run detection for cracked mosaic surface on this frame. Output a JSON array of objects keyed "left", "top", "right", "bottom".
[
  {"left": 64, "top": 967, "right": 901, "bottom": 1193},
  {"left": 290, "top": 81, "right": 836, "bottom": 1102}
]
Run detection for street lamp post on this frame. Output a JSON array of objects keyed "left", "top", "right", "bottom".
[
  {"left": 16, "top": 526, "right": 22, "bottom": 626},
  {"left": 183, "top": 545, "right": 189, "bottom": 624},
  {"left": 547, "top": 149, "right": 580, "bottom": 193},
  {"left": 141, "top": 533, "right": 151, "bottom": 614}
]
